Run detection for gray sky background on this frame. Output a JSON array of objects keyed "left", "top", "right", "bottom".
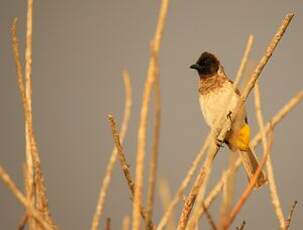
[{"left": 0, "top": 1, "right": 302, "bottom": 229}]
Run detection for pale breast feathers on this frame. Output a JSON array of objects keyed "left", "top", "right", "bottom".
[{"left": 199, "top": 81, "right": 239, "bottom": 128}]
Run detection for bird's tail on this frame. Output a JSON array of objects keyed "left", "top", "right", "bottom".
[{"left": 238, "top": 147, "right": 267, "bottom": 188}]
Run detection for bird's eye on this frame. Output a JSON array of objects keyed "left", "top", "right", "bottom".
[{"left": 204, "top": 58, "right": 211, "bottom": 65}]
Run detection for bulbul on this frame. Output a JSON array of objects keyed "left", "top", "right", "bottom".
[{"left": 190, "top": 52, "right": 266, "bottom": 187}]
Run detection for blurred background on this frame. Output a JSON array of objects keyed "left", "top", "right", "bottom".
[{"left": 0, "top": 0, "right": 302, "bottom": 229}]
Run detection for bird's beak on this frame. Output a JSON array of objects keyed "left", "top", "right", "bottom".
[{"left": 190, "top": 64, "right": 201, "bottom": 71}]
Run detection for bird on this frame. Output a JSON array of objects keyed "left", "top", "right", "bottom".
[{"left": 190, "top": 51, "right": 266, "bottom": 187}]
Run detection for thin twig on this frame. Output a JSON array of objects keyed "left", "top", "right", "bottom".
[
  {"left": 0, "top": 166, "right": 53, "bottom": 230},
  {"left": 236, "top": 13, "right": 294, "bottom": 112},
  {"left": 32, "top": 137, "right": 56, "bottom": 228},
  {"left": 18, "top": 146, "right": 30, "bottom": 229},
  {"left": 177, "top": 142, "right": 217, "bottom": 230},
  {"left": 157, "top": 135, "right": 210, "bottom": 230},
  {"left": 134, "top": 0, "right": 169, "bottom": 229},
  {"left": 23, "top": 1, "right": 51, "bottom": 220},
  {"left": 12, "top": 17, "right": 35, "bottom": 217},
  {"left": 11, "top": 18, "right": 27, "bottom": 112},
  {"left": 146, "top": 45, "right": 161, "bottom": 230},
  {"left": 24, "top": 1, "right": 35, "bottom": 218},
  {"left": 251, "top": 90, "right": 303, "bottom": 147},
  {"left": 107, "top": 115, "right": 149, "bottom": 223},
  {"left": 234, "top": 34, "right": 254, "bottom": 86},
  {"left": 285, "top": 200, "right": 298, "bottom": 230},
  {"left": 254, "top": 82, "right": 285, "bottom": 228},
  {"left": 91, "top": 70, "right": 132, "bottom": 230},
  {"left": 219, "top": 151, "right": 237, "bottom": 225},
  {"left": 188, "top": 167, "right": 240, "bottom": 229},
  {"left": 202, "top": 202, "right": 218, "bottom": 230},
  {"left": 11, "top": 15, "right": 55, "bottom": 228},
  {"left": 222, "top": 131, "right": 274, "bottom": 229},
  {"left": 108, "top": 115, "right": 135, "bottom": 194},
  {"left": 158, "top": 178, "right": 176, "bottom": 230}
]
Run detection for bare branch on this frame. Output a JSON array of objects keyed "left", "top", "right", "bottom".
[
  {"left": 133, "top": 0, "right": 169, "bottom": 229},
  {"left": 251, "top": 91, "right": 303, "bottom": 147},
  {"left": 0, "top": 166, "right": 54, "bottom": 230},
  {"left": 12, "top": 8, "right": 56, "bottom": 228},
  {"left": 107, "top": 115, "right": 149, "bottom": 224},
  {"left": 202, "top": 202, "right": 218, "bottom": 230},
  {"left": 158, "top": 178, "right": 176, "bottom": 230},
  {"left": 235, "top": 34, "right": 254, "bottom": 86},
  {"left": 146, "top": 45, "right": 161, "bottom": 230},
  {"left": 91, "top": 70, "right": 132, "bottom": 230},
  {"left": 254, "top": 82, "right": 285, "bottom": 228},
  {"left": 24, "top": 0, "right": 35, "bottom": 214}
]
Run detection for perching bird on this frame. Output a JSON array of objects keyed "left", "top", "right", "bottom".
[{"left": 190, "top": 52, "right": 266, "bottom": 187}]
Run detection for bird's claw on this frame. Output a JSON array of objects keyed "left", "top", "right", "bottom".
[
  {"left": 227, "top": 111, "right": 232, "bottom": 121},
  {"left": 216, "top": 138, "right": 224, "bottom": 148}
]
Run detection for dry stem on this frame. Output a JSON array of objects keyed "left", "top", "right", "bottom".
[
  {"left": 158, "top": 178, "right": 176, "bottom": 230},
  {"left": 157, "top": 135, "right": 210, "bottom": 230},
  {"left": 146, "top": 45, "right": 161, "bottom": 230},
  {"left": 12, "top": 13, "right": 55, "bottom": 229},
  {"left": 108, "top": 115, "right": 135, "bottom": 194},
  {"left": 236, "top": 13, "right": 294, "bottom": 108},
  {"left": 91, "top": 70, "right": 132, "bottom": 230},
  {"left": 107, "top": 115, "right": 149, "bottom": 223},
  {"left": 24, "top": 3, "right": 35, "bottom": 223},
  {"left": 219, "top": 151, "right": 237, "bottom": 224},
  {"left": 251, "top": 90, "right": 303, "bottom": 147},
  {"left": 0, "top": 166, "right": 54, "bottom": 230},
  {"left": 133, "top": 0, "right": 169, "bottom": 229},
  {"left": 202, "top": 202, "right": 218, "bottom": 230},
  {"left": 254, "top": 82, "right": 285, "bottom": 229},
  {"left": 234, "top": 35, "right": 254, "bottom": 86},
  {"left": 177, "top": 142, "right": 217, "bottom": 230},
  {"left": 12, "top": 17, "right": 34, "bottom": 222}
]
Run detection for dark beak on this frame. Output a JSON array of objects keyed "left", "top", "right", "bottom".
[{"left": 190, "top": 64, "right": 201, "bottom": 71}]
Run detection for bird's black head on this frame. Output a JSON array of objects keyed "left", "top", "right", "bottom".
[{"left": 190, "top": 52, "right": 220, "bottom": 76}]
